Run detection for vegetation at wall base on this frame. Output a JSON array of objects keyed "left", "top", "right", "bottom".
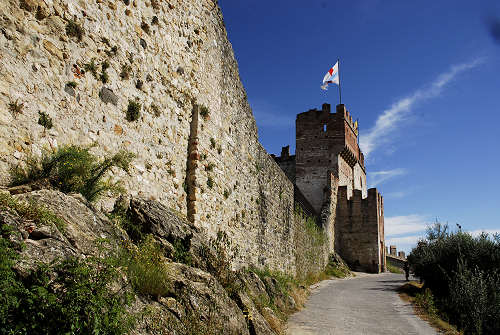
[
  {"left": 10, "top": 145, "right": 134, "bottom": 202},
  {"left": 407, "top": 223, "right": 500, "bottom": 335},
  {"left": 0, "top": 228, "right": 134, "bottom": 335},
  {"left": 387, "top": 264, "right": 403, "bottom": 274},
  {"left": 398, "top": 281, "right": 460, "bottom": 335},
  {"left": 121, "top": 236, "right": 171, "bottom": 299}
]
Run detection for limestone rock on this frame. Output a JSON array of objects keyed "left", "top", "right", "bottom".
[
  {"left": 42, "top": 40, "right": 63, "bottom": 60},
  {"left": 99, "top": 87, "right": 119, "bottom": 106},
  {"left": 233, "top": 291, "right": 274, "bottom": 335},
  {"left": 166, "top": 262, "right": 250, "bottom": 334},
  {"left": 14, "top": 190, "right": 127, "bottom": 256},
  {"left": 128, "top": 198, "right": 217, "bottom": 270}
]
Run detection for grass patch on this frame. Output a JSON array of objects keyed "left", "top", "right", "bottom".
[
  {"left": 121, "top": 236, "right": 171, "bottom": 300},
  {"left": 398, "top": 282, "right": 460, "bottom": 335},
  {"left": 250, "top": 266, "right": 297, "bottom": 296},
  {"left": 0, "top": 193, "right": 66, "bottom": 233},
  {"left": 10, "top": 145, "right": 134, "bottom": 202},
  {"left": 387, "top": 264, "right": 404, "bottom": 274},
  {"left": 66, "top": 81, "right": 78, "bottom": 88}
]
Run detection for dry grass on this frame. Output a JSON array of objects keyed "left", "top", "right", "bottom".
[
  {"left": 398, "top": 282, "right": 461, "bottom": 335},
  {"left": 261, "top": 307, "right": 285, "bottom": 334},
  {"left": 288, "top": 285, "right": 308, "bottom": 310}
]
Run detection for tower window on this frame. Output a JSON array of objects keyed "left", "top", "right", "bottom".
[{"left": 323, "top": 124, "right": 327, "bottom": 132}]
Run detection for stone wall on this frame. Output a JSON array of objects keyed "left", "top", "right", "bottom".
[
  {"left": 0, "top": 0, "right": 318, "bottom": 276},
  {"left": 335, "top": 187, "right": 385, "bottom": 273},
  {"left": 293, "top": 206, "right": 329, "bottom": 281}
]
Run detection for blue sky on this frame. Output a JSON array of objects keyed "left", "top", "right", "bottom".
[{"left": 219, "top": 0, "right": 500, "bottom": 253}]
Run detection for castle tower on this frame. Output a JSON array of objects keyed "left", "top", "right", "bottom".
[
  {"left": 295, "top": 103, "right": 367, "bottom": 212},
  {"left": 274, "top": 103, "right": 386, "bottom": 273}
]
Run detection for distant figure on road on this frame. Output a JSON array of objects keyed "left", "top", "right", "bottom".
[{"left": 403, "top": 262, "right": 410, "bottom": 281}]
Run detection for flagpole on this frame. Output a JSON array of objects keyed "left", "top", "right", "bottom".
[{"left": 338, "top": 58, "right": 342, "bottom": 105}]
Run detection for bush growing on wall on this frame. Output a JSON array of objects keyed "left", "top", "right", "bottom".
[{"left": 10, "top": 145, "right": 134, "bottom": 202}]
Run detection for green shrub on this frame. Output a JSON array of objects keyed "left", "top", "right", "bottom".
[
  {"left": 66, "top": 20, "right": 84, "bottom": 41},
  {"left": 0, "top": 235, "right": 134, "bottom": 335},
  {"left": 122, "top": 236, "right": 171, "bottom": 299},
  {"left": 8, "top": 99, "right": 23, "bottom": 118},
  {"left": 408, "top": 223, "right": 500, "bottom": 334},
  {"left": 66, "top": 81, "right": 78, "bottom": 88},
  {"left": 100, "top": 71, "right": 109, "bottom": 84},
  {"left": 415, "top": 288, "right": 438, "bottom": 317},
  {"left": 207, "top": 176, "right": 214, "bottom": 189},
  {"left": 126, "top": 100, "right": 141, "bottom": 122},
  {"left": 10, "top": 145, "right": 134, "bottom": 202},
  {"left": 172, "top": 238, "right": 192, "bottom": 265},
  {"left": 205, "top": 163, "right": 215, "bottom": 172},
  {"left": 107, "top": 202, "right": 145, "bottom": 243},
  {"left": 100, "top": 61, "right": 110, "bottom": 83},
  {"left": 210, "top": 137, "right": 216, "bottom": 149},
  {"left": 38, "top": 111, "right": 53, "bottom": 130},
  {"left": 84, "top": 58, "right": 98, "bottom": 78},
  {"left": 199, "top": 105, "right": 209, "bottom": 119}
]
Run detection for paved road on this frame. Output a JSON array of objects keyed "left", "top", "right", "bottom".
[{"left": 286, "top": 272, "right": 436, "bottom": 335}]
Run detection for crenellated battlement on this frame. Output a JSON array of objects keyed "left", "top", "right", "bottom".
[{"left": 335, "top": 186, "right": 385, "bottom": 272}]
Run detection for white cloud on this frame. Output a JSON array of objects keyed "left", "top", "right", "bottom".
[
  {"left": 385, "top": 214, "right": 428, "bottom": 236},
  {"left": 384, "top": 191, "right": 409, "bottom": 199},
  {"left": 359, "top": 58, "right": 485, "bottom": 157},
  {"left": 367, "top": 168, "right": 407, "bottom": 187}
]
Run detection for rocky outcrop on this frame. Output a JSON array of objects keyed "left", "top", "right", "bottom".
[{"left": 1, "top": 189, "right": 304, "bottom": 334}]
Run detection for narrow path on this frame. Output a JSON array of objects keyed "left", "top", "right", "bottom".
[{"left": 286, "top": 272, "right": 436, "bottom": 335}]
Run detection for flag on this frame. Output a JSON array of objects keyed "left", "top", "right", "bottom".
[{"left": 321, "top": 61, "right": 339, "bottom": 90}]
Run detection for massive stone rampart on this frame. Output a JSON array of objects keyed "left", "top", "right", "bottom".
[
  {"left": 335, "top": 187, "right": 385, "bottom": 272},
  {"left": 0, "top": 0, "right": 330, "bottom": 276}
]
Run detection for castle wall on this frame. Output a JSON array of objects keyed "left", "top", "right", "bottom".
[
  {"left": 321, "top": 172, "right": 339, "bottom": 252},
  {"left": 0, "top": 0, "right": 320, "bottom": 276},
  {"left": 335, "top": 187, "right": 384, "bottom": 273},
  {"left": 294, "top": 207, "right": 329, "bottom": 280},
  {"left": 0, "top": 0, "right": 382, "bottom": 277}
]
